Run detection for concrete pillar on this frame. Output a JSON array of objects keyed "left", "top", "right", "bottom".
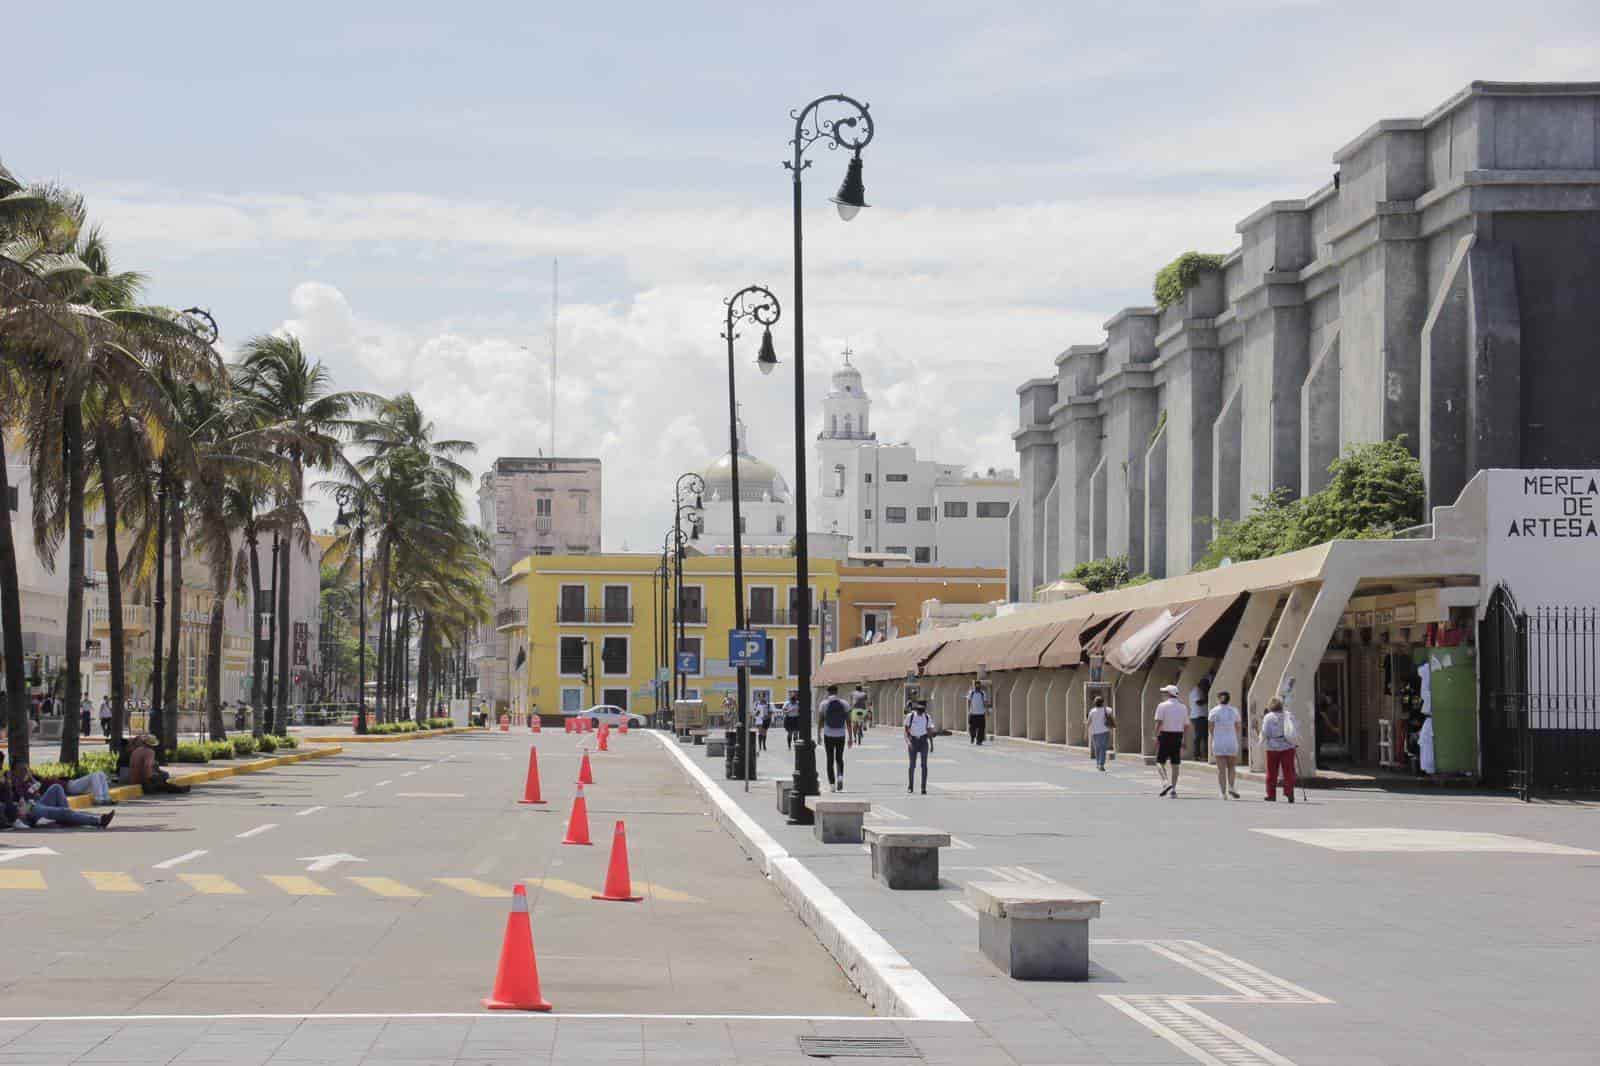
[
  {"left": 1111, "top": 666, "right": 1151, "bottom": 755},
  {"left": 1089, "top": 457, "right": 1109, "bottom": 560},
  {"left": 994, "top": 675, "right": 1020, "bottom": 736},
  {"left": 1301, "top": 329, "right": 1341, "bottom": 495},
  {"left": 1026, "top": 671, "right": 1048, "bottom": 740},
  {"left": 1008, "top": 675, "right": 1033, "bottom": 738},
  {"left": 1174, "top": 656, "right": 1218, "bottom": 761},
  {"left": 1053, "top": 399, "right": 1102, "bottom": 572},
  {"left": 1212, "top": 383, "right": 1244, "bottom": 523},
  {"left": 1465, "top": 240, "right": 1522, "bottom": 473},
  {"left": 1212, "top": 591, "right": 1281, "bottom": 707},
  {"left": 1044, "top": 672, "right": 1068, "bottom": 743},
  {"left": 1246, "top": 584, "right": 1317, "bottom": 771},
  {"left": 1144, "top": 423, "right": 1168, "bottom": 579},
  {"left": 1258, "top": 571, "right": 1359, "bottom": 780},
  {"left": 1421, "top": 236, "right": 1472, "bottom": 510},
  {"left": 1063, "top": 668, "right": 1088, "bottom": 747}
]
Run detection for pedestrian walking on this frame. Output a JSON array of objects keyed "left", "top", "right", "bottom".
[
  {"left": 1207, "top": 690, "right": 1242, "bottom": 799},
  {"left": 849, "top": 685, "right": 869, "bottom": 745},
  {"left": 99, "top": 695, "right": 112, "bottom": 738},
  {"left": 817, "top": 685, "right": 852, "bottom": 792},
  {"left": 1189, "top": 675, "right": 1211, "bottom": 761},
  {"left": 1086, "top": 695, "right": 1114, "bottom": 770},
  {"left": 905, "top": 699, "right": 934, "bottom": 794},
  {"left": 1153, "top": 683, "right": 1188, "bottom": 797},
  {"left": 754, "top": 696, "right": 770, "bottom": 751},
  {"left": 782, "top": 692, "right": 799, "bottom": 750},
  {"left": 967, "top": 678, "right": 989, "bottom": 745},
  {"left": 80, "top": 699, "right": 92, "bottom": 739},
  {"left": 1259, "top": 697, "right": 1298, "bottom": 802}
]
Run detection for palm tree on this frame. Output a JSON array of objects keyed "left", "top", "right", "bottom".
[{"left": 235, "top": 335, "right": 370, "bottom": 734}]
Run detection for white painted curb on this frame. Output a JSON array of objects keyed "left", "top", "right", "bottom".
[{"left": 652, "top": 731, "right": 969, "bottom": 1022}]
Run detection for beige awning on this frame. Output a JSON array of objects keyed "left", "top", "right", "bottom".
[
  {"left": 815, "top": 635, "right": 948, "bottom": 685},
  {"left": 1038, "top": 616, "right": 1091, "bottom": 669},
  {"left": 1159, "top": 593, "right": 1246, "bottom": 659},
  {"left": 987, "top": 621, "right": 1072, "bottom": 672}
]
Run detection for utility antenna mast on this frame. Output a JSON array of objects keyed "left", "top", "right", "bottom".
[{"left": 550, "top": 258, "right": 559, "bottom": 458}]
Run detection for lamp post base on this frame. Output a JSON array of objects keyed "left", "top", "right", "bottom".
[{"left": 788, "top": 739, "right": 821, "bottom": 825}]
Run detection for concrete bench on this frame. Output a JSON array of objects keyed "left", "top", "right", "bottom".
[
  {"left": 966, "top": 881, "right": 1102, "bottom": 980},
  {"left": 706, "top": 738, "right": 726, "bottom": 757},
  {"left": 690, "top": 730, "right": 708, "bottom": 745},
  {"left": 776, "top": 780, "right": 796, "bottom": 816},
  {"left": 864, "top": 826, "right": 950, "bottom": 890},
  {"left": 803, "top": 797, "right": 871, "bottom": 844}
]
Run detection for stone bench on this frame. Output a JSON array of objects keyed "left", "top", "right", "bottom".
[
  {"left": 776, "top": 780, "right": 796, "bottom": 816},
  {"left": 706, "top": 738, "right": 726, "bottom": 757},
  {"left": 966, "top": 881, "right": 1102, "bottom": 980},
  {"left": 864, "top": 826, "right": 950, "bottom": 890},
  {"left": 690, "top": 730, "right": 708, "bottom": 745},
  {"left": 803, "top": 797, "right": 871, "bottom": 844}
]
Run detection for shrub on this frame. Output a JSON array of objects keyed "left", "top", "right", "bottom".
[
  {"left": 204, "top": 740, "right": 236, "bottom": 760},
  {"left": 424, "top": 717, "right": 453, "bottom": 730},
  {"left": 80, "top": 751, "right": 118, "bottom": 776},
  {"left": 231, "top": 736, "right": 258, "bottom": 758},
  {"left": 257, "top": 734, "right": 280, "bottom": 754},
  {"left": 174, "top": 743, "right": 211, "bottom": 764},
  {"left": 1154, "top": 251, "right": 1225, "bottom": 310},
  {"left": 278, "top": 734, "right": 299, "bottom": 749}
]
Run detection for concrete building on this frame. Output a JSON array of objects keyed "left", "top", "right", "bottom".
[
  {"left": 1012, "top": 82, "right": 1600, "bottom": 600},
  {"left": 476, "top": 456, "right": 602, "bottom": 712},
  {"left": 813, "top": 356, "right": 1019, "bottom": 567},
  {"left": 835, "top": 563, "right": 1005, "bottom": 647}
]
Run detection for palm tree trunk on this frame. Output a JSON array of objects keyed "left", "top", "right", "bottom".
[
  {"left": 204, "top": 563, "right": 227, "bottom": 741},
  {"left": 0, "top": 431, "right": 32, "bottom": 779},
  {"left": 263, "top": 531, "right": 279, "bottom": 733},
  {"left": 247, "top": 527, "right": 263, "bottom": 738},
  {"left": 164, "top": 486, "right": 183, "bottom": 753},
  {"left": 150, "top": 466, "right": 168, "bottom": 748},
  {"left": 275, "top": 536, "right": 290, "bottom": 736},
  {"left": 95, "top": 434, "right": 127, "bottom": 749},
  {"left": 58, "top": 400, "right": 87, "bottom": 767},
  {"left": 402, "top": 607, "right": 414, "bottom": 722},
  {"left": 415, "top": 611, "right": 433, "bottom": 724},
  {"left": 374, "top": 534, "right": 392, "bottom": 723}
]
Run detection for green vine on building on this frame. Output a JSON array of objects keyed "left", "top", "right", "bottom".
[{"left": 1154, "top": 252, "right": 1225, "bottom": 310}]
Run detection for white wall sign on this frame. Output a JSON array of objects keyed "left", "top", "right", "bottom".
[{"left": 1485, "top": 470, "right": 1600, "bottom": 609}]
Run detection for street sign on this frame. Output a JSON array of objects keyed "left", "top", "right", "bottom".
[
  {"left": 728, "top": 629, "right": 770, "bottom": 668},
  {"left": 676, "top": 650, "right": 700, "bottom": 674}
]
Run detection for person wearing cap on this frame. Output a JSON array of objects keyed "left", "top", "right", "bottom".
[
  {"left": 904, "top": 698, "right": 934, "bottom": 794},
  {"left": 1152, "top": 683, "right": 1189, "bottom": 797}
]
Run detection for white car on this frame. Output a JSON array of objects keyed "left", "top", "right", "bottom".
[{"left": 566, "top": 705, "right": 647, "bottom": 729}]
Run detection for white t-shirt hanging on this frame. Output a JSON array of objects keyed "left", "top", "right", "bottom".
[{"left": 1207, "top": 703, "right": 1241, "bottom": 757}]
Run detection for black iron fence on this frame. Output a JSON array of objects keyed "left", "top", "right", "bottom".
[{"left": 1481, "top": 587, "right": 1600, "bottom": 799}]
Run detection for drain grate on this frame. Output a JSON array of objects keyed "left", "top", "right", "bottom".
[{"left": 798, "top": 1035, "right": 921, "bottom": 1059}]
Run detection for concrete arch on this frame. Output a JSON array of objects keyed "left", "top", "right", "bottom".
[
  {"left": 1045, "top": 670, "right": 1071, "bottom": 744},
  {"left": 1064, "top": 669, "right": 1089, "bottom": 747},
  {"left": 1025, "top": 671, "right": 1049, "bottom": 740}
]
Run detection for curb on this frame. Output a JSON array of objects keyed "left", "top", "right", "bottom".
[
  {"left": 64, "top": 745, "right": 342, "bottom": 809},
  {"left": 651, "top": 731, "right": 968, "bottom": 1023},
  {"left": 301, "top": 727, "right": 486, "bottom": 744}
]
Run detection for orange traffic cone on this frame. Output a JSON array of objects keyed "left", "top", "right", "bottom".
[
  {"left": 578, "top": 751, "right": 595, "bottom": 785},
  {"left": 593, "top": 820, "right": 643, "bottom": 902},
  {"left": 481, "top": 883, "right": 553, "bottom": 1011},
  {"left": 518, "top": 746, "right": 547, "bottom": 805},
  {"left": 531, "top": 715, "right": 541, "bottom": 734},
  {"left": 565, "top": 718, "right": 573, "bottom": 734},
  {"left": 597, "top": 726, "right": 609, "bottom": 752},
  {"left": 617, "top": 718, "right": 628, "bottom": 735},
  {"left": 562, "top": 783, "right": 592, "bottom": 845}
]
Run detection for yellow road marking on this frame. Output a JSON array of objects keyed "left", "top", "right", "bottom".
[
  {"left": 83, "top": 871, "right": 143, "bottom": 893},
  {"left": 637, "top": 882, "right": 705, "bottom": 903},
  {"left": 265, "top": 875, "right": 333, "bottom": 897},
  {"left": 435, "top": 877, "right": 510, "bottom": 898},
  {"left": 349, "top": 876, "right": 424, "bottom": 898},
  {"left": 0, "top": 870, "right": 46, "bottom": 891},
  {"left": 180, "top": 874, "right": 246, "bottom": 895},
  {"left": 525, "top": 877, "right": 596, "bottom": 900}
]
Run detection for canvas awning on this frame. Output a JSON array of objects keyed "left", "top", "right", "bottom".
[
  {"left": 923, "top": 629, "right": 1017, "bottom": 676},
  {"left": 1104, "top": 604, "right": 1192, "bottom": 675},
  {"left": 986, "top": 621, "right": 1072, "bottom": 672},
  {"left": 814, "top": 636, "right": 948, "bottom": 686},
  {"left": 1037, "top": 616, "right": 1092, "bottom": 669},
  {"left": 1159, "top": 593, "right": 1246, "bottom": 659}
]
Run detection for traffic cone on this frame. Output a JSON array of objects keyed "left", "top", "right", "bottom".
[
  {"left": 578, "top": 750, "right": 595, "bottom": 785},
  {"left": 597, "top": 725, "right": 610, "bottom": 752},
  {"left": 562, "top": 783, "right": 592, "bottom": 845},
  {"left": 593, "top": 820, "right": 643, "bottom": 902},
  {"left": 531, "top": 715, "right": 541, "bottom": 734},
  {"left": 565, "top": 718, "right": 573, "bottom": 734},
  {"left": 518, "top": 746, "right": 547, "bottom": 805},
  {"left": 617, "top": 718, "right": 628, "bottom": 735},
  {"left": 481, "top": 883, "right": 553, "bottom": 1011}
]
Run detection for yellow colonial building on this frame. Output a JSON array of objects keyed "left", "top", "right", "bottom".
[{"left": 500, "top": 553, "right": 843, "bottom": 719}]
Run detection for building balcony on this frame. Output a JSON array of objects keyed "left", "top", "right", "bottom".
[
  {"left": 674, "top": 606, "right": 708, "bottom": 626},
  {"left": 557, "top": 606, "right": 635, "bottom": 625},
  {"left": 534, "top": 516, "right": 553, "bottom": 534},
  {"left": 746, "top": 608, "right": 819, "bottom": 627},
  {"left": 495, "top": 607, "right": 528, "bottom": 631},
  {"left": 91, "top": 604, "right": 152, "bottom": 635}
]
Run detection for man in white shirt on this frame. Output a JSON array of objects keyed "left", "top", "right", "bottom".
[
  {"left": 1207, "top": 690, "right": 1242, "bottom": 799},
  {"left": 967, "top": 680, "right": 989, "bottom": 746},
  {"left": 1152, "top": 683, "right": 1189, "bottom": 797},
  {"left": 904, "top": 699, "right": 934, "bottom": 794}
]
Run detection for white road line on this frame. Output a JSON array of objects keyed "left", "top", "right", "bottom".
[
  {"left": 869, "top": 805, "right": 908, "bottom": 821},
  {"left": 343, "top": 791, "right": 365, "bottom": 799},
  {"left": 0, "top": 1011, "right": 923, "bottom": 1023},
  {"left": 294, "top": 806, "right": 325, "bottom": 817},
  {"left": 400, "top": 771, "right": 416, "bottom": 777},
  {"left": 374, "top": 780, "right": 393, "bottom": 787},
  {"left": 395, "top": 792, "right": 464, "bottom": 798},
  {"left": 948, "top": 900, "right": 978, "bottom": 919},
  {"left": 419, "top": 764, "right": 433, "bottom": 771},
  {"left": 949, "top": 836, "right": 976, "bottom": 850},
  {"left": 234, "top": 824, "right": 277, "bottom": 839},
  {"left": 1014, "top": 865, "right": 1050, "bottom": 882},
  {"left": 153, "top": 850, "right": 206, "bottom": 869}
]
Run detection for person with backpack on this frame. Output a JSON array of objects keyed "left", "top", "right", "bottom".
[
  {"left": 967, "top": 679, "right": 989, "bottom": 745},
  {"left": 1086, "top": 694, "right": 1114, "bottom": 771},
  {"left": 849, "top": 685, "right": 869, "bottom": 746},
  {"left": 782, "top": 692, "right": 800, "bottom": 750},
  {"left": 1259, "top": 697, "right": 1298, "bottom": 802},
  {"left": 904, "top": 698, "right": 934, "bottom": 794},
  {"left": 817, "top": 685, "right": 852, "bottom": 792}
]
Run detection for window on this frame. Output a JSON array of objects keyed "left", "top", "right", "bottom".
[
  {"left": 863, "top": 509, "right": 873, "bottom": 520},
  {"left": 572, "top": 492, "right": 588, "bottom": 514},
  {"left": 787, "top": 586, "right": 813, "bottom": 622},
  {"left": 602, "top": 585, "right": 630, "bottom": 622},
  {"left": 682, "top": 688, "right": 701, "bottom": 702},
  {"left": 559, "top": 585, "right": 586, "bottom": 623},
  {"left": 749, "top": 587, "right": 775, "bottom": 625},
  {"left": 535, "top": 497, "right": 552, "bottom": 517},
  {"left": 752, "top": 688, "right": 772, "bottom": 707},
  {"left": 862, "top": 611, "right": 887, "bottom": 641},
  {"left": 559, "top": 637, "right": 586, "bottom": 676},
  {"left": 833, "top": 464, "right": 845, "bottom": 496},
  {"left": 600, "top": 636, "right": 628, "bottom": 675},
  {"left": 602, "top": 688, "right": 629, "bottom": 710},
  {"left": 886, "top": 473, "right": 908, "bottom": 483},
  {"left": 977, "top": 501, "right": 1010, "bottom": 518},
  {"left": 534, "top": 546, "right": 555, "bottom": 555},
  {"left": 737, "top": 515, "right": 747, "bottom": 534},
  {"left": 844, "top": 415, "right": 854, "bottom": 436},
  {"left": 916, "top": 506, "right": 932, "bottom": 522},
  {"left": 679, "top": 585, "right": 705, "bottom": 624},
  {"left": 775, "top": 514, "right": 785, "bottom": 533},
  {"left": 885, "top": 506, "right": 906, "bottom": 523},
  {"left": 944, "top": 501, "right": 969, "bottom": 518},
  {"left": 677, "top": 636, "right": 703, "bottom": 676},
  {"left": 750, "top": 636, "right": 774, "bottom": 677},
  {"left": 914, "top": 547, "right": 932, "bottom": 563},
  {"left": 884, "top": 545, "right": 908, "bottom": 555},
  {"left": 786, "top": 637, "right": 800, "bottom": 677},
  {"left": 561, "top": 687, "right": 584, "bottom": 711}
]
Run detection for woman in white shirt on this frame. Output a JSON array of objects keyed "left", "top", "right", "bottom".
[
  {"left": 1207, "top": 691, "right": 1242, "bottom": 799},
  {"left": 904, "top": 700, "right": 934, "bottom": 794},
  {"left": 1085, "top": 696, "right": 1113, "bottom": 771}
]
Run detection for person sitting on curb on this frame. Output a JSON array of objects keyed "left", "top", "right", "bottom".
[
  {"left": 0, "top": 753, "right": 114, "bottom": 829},
  {"left": 42, "top": 768, "right": 115, "bottom": 805},
  {"left": 116, "top": 735, "right": 191, "bottom": 795}
]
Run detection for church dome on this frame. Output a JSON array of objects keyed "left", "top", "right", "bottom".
[
  {"left": 703, "top": 450, "right": 790, "bottom": 503},
  {"left": 829, "top": 360, "right": 865, "bottom": 397}
]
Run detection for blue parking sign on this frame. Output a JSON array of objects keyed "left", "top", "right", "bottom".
[
  {"left": 676, "top": 650, "right": 700, "bottom": 674},
  {"left": 729, "top": 629, "right": 770, "bottom": 668}
]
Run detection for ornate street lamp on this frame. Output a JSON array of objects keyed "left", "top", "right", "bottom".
[
  {"left": 333, "top": 485, "right": 369, "bottom": 735},
  {"left": 722, "top": 285, "right": 781, "bottom": 790},
  {"left": 776, "top": 93, "right": 875, "bottom": 822},
  {"left": 672, "top": 474, "right": 705, "bottom": 702}
]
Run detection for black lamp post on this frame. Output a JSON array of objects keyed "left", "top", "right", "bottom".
[
  {"left": 659, "top": 528, "right": 680, "bottom": 726},
  {"left": 777, "top": 93, "right": 875, "bottom": 821},
  {"left": 672, "top": 474, "right": 705, "bottom": 702},
  {"left": 333, "top": 485, "right": 369, "bottom": 735},
  {"left": 722, "top": 285, "right": 782, "bottom": 790}
]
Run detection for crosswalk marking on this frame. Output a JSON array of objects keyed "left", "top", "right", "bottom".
[
  {"left": 948, "top": 900, "right": 978, "bottom": 919},
  {"left": 236, "top": 824, "right": 277, "bottom": 839},
  {"left": 637, "top": 882, "right": 706, "bottom": 904},
  {"left": 349, "top": 876, "right": 425, "bottom": 898},
  {"left": 265, "top": 875, "right": 333, "bottom": 897},
  {"left": 0, "top": 870, "right": 46, "bottom": 890},
  {"left": 83, "top": 871, "right": 142, "bottom": 893},
  {"left": 526, "top": 877, "right": 595, "bottom": 900},
  {"left": 154, "top": 849, "right": 207, "bottom": 869},
  {"left": 180, "top": 874, "right": 245, "bottom": 895},
  {"left": 435, "top": 877, "right": 510, "bottom": 898},
  {"left": 294, "top": 806, "right": 325, "bottom": 817}
]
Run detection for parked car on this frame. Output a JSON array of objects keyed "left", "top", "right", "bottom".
[{"left": 565, "top": 705, "right": 647, "bottom": 729}]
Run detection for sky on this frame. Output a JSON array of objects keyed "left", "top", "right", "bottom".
[{"left": 7, "top": 1, "right": 1598, "bottom": 551}]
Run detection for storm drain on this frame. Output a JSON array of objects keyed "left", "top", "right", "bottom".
[{"left": 797, "top": 1035, "right": 921, "bottom": 1059}]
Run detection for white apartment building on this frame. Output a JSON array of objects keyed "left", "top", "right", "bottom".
[
  {"left": 476, "top": 456, "right": 603, "bottom": 711},
  {"left": 810, "top": 357, "right": 1020, "bottom": 568}
]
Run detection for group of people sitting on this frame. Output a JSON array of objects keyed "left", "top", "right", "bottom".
[{"left": 1, "top": 734, "right": 191, "bottom": 831}]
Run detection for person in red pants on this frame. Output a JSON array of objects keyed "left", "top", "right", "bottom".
[{"left": 1259, "top": 697, "right": 1298, "bottom": 803}]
